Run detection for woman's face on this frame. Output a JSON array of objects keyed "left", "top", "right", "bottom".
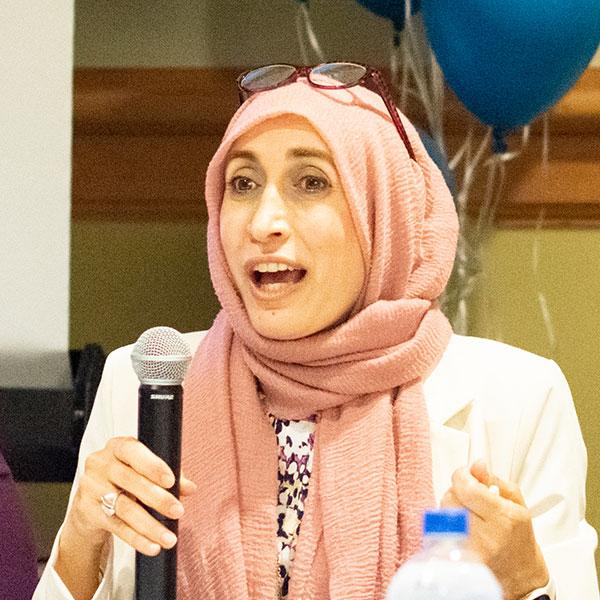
[{"left": 220, "top": 115, "right": 365, "bottom": 340}]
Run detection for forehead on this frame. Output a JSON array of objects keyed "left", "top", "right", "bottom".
[{"left": 227, "top": 114, "right": 330, "bottom": 157}]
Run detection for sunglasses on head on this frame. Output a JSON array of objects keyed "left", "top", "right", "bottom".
[{"left": 237, "top": 62, "right": 416, "bottom": 162}]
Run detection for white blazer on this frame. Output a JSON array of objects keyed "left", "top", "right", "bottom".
[{"left": 34, "top": 333, "right": 599, "bottom": 599}]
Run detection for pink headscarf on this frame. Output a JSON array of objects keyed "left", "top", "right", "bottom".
[{"left": 177, "top": 79, "right": 458, "bottom": 599}]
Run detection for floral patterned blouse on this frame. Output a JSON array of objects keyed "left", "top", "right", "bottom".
[{"left": 268, "top": 414, "right": 317, "bottom": 599}]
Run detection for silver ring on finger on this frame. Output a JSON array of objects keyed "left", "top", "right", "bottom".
[{"left": 100, "top": 489, "right": 124, "bottom": 518}]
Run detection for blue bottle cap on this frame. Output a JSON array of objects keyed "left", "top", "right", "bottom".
[{"left": 423, "top": 508, "right": 469, "bottom": 535}]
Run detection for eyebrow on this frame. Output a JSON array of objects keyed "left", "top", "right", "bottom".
[
  {"left": 226, "top": 150, "right": 256, "bottom": 162},
  {"left": 226, "top": 147, "right": 335, "bottom": 166},
  {"left": 288, "top": 147, "right": 334, "bottom": 165}
]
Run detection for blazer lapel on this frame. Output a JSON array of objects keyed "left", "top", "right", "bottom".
[
  {"left": 428, "top": 408, "right": 472, "bottom": 503},
  {"left": 424, "top": 340, "right": 475, "bottom": 503}
]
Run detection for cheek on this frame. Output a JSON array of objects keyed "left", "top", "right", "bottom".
[
  {"left": 220, "top": 201, "right": 243, "bottom": 247},
  {"left": 219, "top": 216, "right": 231, "bottom": 261},
  {"left": 219, "top": 208, "right": 244, "bottom": 274},
  {"left": 302, "top": 205, "right": 347, "bottom": 251},
  {"left": 305, "top": 206, "right": 364, "bottom": 279}
]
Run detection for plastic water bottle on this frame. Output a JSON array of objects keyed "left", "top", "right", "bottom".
[{"left": 386, "top": 508, "right": 502, "bottom": 600}]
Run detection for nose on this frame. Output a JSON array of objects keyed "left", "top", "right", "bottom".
[{"left": 247, "top": 183, "right": 290, "bottom": 246}]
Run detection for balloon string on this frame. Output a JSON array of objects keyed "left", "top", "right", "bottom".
[
  {"left": 400, "top": 23, "right": 422, "bottom": 97},
  {"left": 394, "top": 33, "right": 408, "bottom": 110},
  {"left": 480, "top": 154, "right": 510, "bottom": 239},
  {"left": 451, "top": 127, "right": 526, "bottom": 334},
  {"left": 394, "top": 14, "right": 427, "bottom": 113},
  {"left": 449, "top": 130, "right": 471, "bottom": 171},
  {"left": 475, "top": 151, "right": 501, "bottom": 240},
  {"left": 390, "top": 35, "right": 400, "bottom": 89},
  {"left": 395, "top": 42, "right": 427, "bottom": 112},
  {"left": 430, "top": 55, "right": 446, "bottom": 149},
  {"left": 295, "top": 6, "right": 310, "bottom": 64},
  {"left": 295, "top": 3, "right": 325, "bottom": 65},
  {"left": 532, "top": 207, "right": 556, "bottom": 354},
  {"left": 522, "top": 124, "right": 530, "bottom": 147},
  {"left": 464, "top": 128, "right": 492, "bottom": 194},
  {"left": 454, "top": 127, "right": 494, "bottom": 232},
  {"left": 542, "top": 113, "right": 550, "bottom": 168},
  {"left": 449, "top": 127, "right": 492, "bottom": 335},
  {"left": 393, "top": 12, "right": 446, "bottom": 144},
  {"left": 403, "top": 16, "right": 438, "bottom": 137},
  {"left": 412, "top": 20, "right": 437, "bottom": 133},
  {"left": 394, "top": 31, "right": 409, "bottom": 108},
  {"left": 452, "top": 127, "right": 473, "bottom": 219},
  {"left": 537, "top": 290, "right": 556, "bottom": 352},
  {"left": 302, "top": 3, "right": 326, "bottom": 62}
]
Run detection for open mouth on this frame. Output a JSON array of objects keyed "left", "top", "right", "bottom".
[{"left": 251, "top": 263, "right": 307, "bottom": 289}]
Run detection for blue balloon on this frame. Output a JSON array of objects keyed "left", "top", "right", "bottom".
[
  {"left": 421, "top": 0, "right": 600, "bottom": 132},
  {"left": 356, "top": 0, "right": 421, "bottom": 32},
  {"left": 417, "top": 128, "right": 456, "bottom": 201}
]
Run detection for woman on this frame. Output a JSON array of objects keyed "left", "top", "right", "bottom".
[{"left": 34, "top": 64, "right": 597, "bottom": 599}]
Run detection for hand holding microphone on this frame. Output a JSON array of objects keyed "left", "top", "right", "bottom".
[{"left": 56, "top": 328, "right": 195, "bottom": 600}]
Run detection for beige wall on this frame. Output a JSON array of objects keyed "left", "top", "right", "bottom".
[{"left": 70, "top": 220, "right": 220, "bottom": 351}]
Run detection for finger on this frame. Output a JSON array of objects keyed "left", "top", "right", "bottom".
[
  {"left": 83, "top": 476, "right": 177, "bottom": 555},
  {"left": 470, "top": 460, "right": 525, "bottom": 506},
  {"left": 76, "top": 477, "right": 162, "bottom": 556},
  {"left": 470, "top": 461, "right": 500, "bottom": 496},
  {"left": 179, "top": 473, "right": 198, "bottom": 496},
  {"left": 110, "top": 493, "right": 178, "bottom": 550},
  {"left": 108, "top": 515, "right": 162, "bottom": 556},
  {"left": 470, "top": 460, "right": 491, "bottom": 486},
  {"left": 451, "top": 467, "right": 504, "bottom": 519},
  {"left": 108, "top": 437, "right": 175, "bottom": 488},
  {"left": 469, "top": 462, "right": 526, "bottom": 507},
  {"left": 105, "top": 460, "right": 184, "bottom": 520},
  {"left": 485, "top": 472, "right": 525, "bottom": 506}
]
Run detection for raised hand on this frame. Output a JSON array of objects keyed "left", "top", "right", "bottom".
[{"left": 441, "top": 460, "right": 549, "bottom": 600}]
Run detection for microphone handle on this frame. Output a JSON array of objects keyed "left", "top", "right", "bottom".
[{"left": 135, "top": 384, "right": 182, "bottom": 600}]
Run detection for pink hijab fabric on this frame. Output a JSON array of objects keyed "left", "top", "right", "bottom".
[{"left": 177, "top": 80, "right": 459, "bottom": 599}]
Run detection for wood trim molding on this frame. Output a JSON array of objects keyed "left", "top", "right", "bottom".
[{"left": 72, "top": 68, "right": 600, "bottom": 226}]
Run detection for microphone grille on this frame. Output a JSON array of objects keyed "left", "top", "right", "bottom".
[{"left": 131, "top": 326, "right": 192, "bottom": 385}]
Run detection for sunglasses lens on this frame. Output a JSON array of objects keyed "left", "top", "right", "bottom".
[
  {"left": 310, "top": 62, "right": 367, "bottom": 86},
  {"left": 240, "top": 64, "right": 297, "bottom": 91}
]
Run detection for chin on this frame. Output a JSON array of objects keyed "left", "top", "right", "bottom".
[
  {"left": 248, "top": 312, "right": 316, "bottom": 341},
  {"left": 252, "top": 321, "right": 310, "bottom": 340},
  {"left": 247, "top": 304, "right": 354, "bottom": 340}
]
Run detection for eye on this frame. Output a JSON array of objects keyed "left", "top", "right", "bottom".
[
  {"left": 228, "top": 176, "right": 257, "bottom": 194},
  {"left": 298, "top": 175, "right": 329, "bottom": 193}
]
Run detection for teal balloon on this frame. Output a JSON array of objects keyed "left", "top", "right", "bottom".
[
  {"left": 357, "top": 0, "right": 421, "bottom": 31},
  {"left": 421, "top": 0, "right": 600, "bottom": 131}
]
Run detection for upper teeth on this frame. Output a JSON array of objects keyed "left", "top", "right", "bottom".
[{"left": 254, "top": 262, "right": 296, "bottom": 273}]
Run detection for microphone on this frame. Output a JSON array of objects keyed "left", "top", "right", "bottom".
[{"left": 131, "top": 327, "right": 192, "bottom": 600}]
